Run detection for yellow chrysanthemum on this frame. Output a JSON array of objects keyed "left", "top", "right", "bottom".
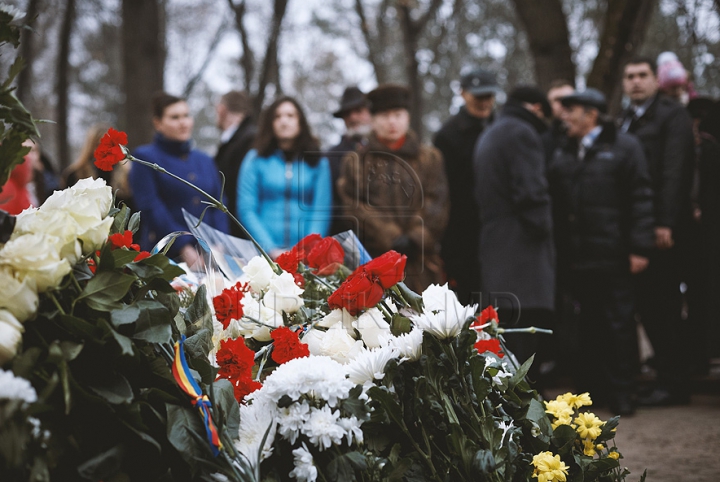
[
  {"left": 574, "top": 412, "right": 604, "bottom": 440},
  {"left": 583, "top": 439, "right": 597, "bottom": 456},
  {"left": 608, "top": 451, "right": 620, "bottom": 460},
  {"left": 532, "top": 451, "right": 569, "bottom": 482},
  {"left": 551, "top": 415, "right": 573, "bottom": 430},
  {"left": 545, "top": 400, "right": 574, "bottom": 420},
  {"left": 596, "top": 444, "right": 605, "bottom": 451},
  {"left": 559, "top": 392, "right": 592, "bottom": 409}
]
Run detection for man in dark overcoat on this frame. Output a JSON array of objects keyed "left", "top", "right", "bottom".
[
  {"left": 337, "top": 84, "right": 449, "bottom": 292},
  {"left": 214, "top": 90, "right": 256, "bottom": 237},
  {"left": 434, "top": 68, "right": 499, "bottom": 304},
  {"left": 619, "top": 57, "right": 695, "bottom": 406},
  {"left": 327, "top": 87, "right": 372, "bottom": 235},
  {"left": 549, "top": 89, "right": 655, "bottom": 415},
  {"left": 473, "top": 86, "right": 555, "bottom": 369}
]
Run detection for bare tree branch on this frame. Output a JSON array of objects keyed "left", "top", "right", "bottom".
[
  {"left": 182, "top": 17, "right": 229, "bottom": 98},
  {"left": 354, "top": 0, "right": 384, "bottom": 82},
  {"left": 253, "top": 0, "right": 289, "bottom": 114},
  {"left": 411, "top": 0, "right": 444, "bottom": 34},
  {"left": 227, "top": 0, "right": 255, "bottom": 92},
  {"left": 16, "top": 0, "right": 41, "bottom": 104}
]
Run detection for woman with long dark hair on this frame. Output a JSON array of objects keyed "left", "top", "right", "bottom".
[
  {"left": 238, "top": 96, "right": 331, "bottom": 257},
  {"left": 129, "top": 92, "right": 229, "bottom": 266}
]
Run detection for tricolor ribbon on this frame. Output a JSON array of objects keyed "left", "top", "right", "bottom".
[{"left": 172, "top": 335, "right": 223, "bottom": 456}]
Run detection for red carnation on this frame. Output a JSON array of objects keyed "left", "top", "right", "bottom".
[
  {"left": 276, "top": 248, "right": 301, "bottom": 273},
  {"left": 94, "top": 128, "right": 128, "bottom": 171},
  {"left": 364, "top": 250, "right": 407, "bottom": 288},
  {"left": 474, "top": 338, "right": 503, "bottom": 358},
  {"left": 109, "top": 230, "right": 140, "bottom": 251},
  {"left": 213, "top": 282, "right": 249, "bottom": 329},
  {"left": 477, "top": 305, "right": 499, "bottom": 325},
  {"left": 233, "top": 375, "right": 262, "bottom": 402},
  {"left": 133, "top": 251, "right": 152, "bottom": 262},
  {"left": 306, "top": 237, "right": 345, "bottom": 276},
  {"left": 270, "top": 327, "right": 310, "bottom": 365},
  {"left": 216, "top": 337, "right": 255, "bottom": 380}
]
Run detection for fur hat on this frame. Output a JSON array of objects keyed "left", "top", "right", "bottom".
[{"left": 367, "top": 84, "right": 411, "bottom": 114}]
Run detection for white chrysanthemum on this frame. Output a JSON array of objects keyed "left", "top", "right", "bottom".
[
  {"left": 316, "top": 308, "right": 356, "bottom": 333},
  {"left": 353, "top": 308, "right": 391, "bottom": 348},
  {"left": 0, "top": 368, "right": 37, "bottom": 404},
  {"left": 301, "top": 324, "right": 364, "bottom": 364},
  {"left": 234, "top": 401, "right": 277, "bottom": 468},
  {"left": 301, "top": 405, "right": 345, "bottom": 451},
  {"left": 346, "top": 345, "right": 398, "bottom": 388},
  {"left": 498, "top": 421, "right": 514, "bottom": 447},
  {"left": 411, "top": 304, "right": 476, "bottom": 340},
  {"left": 277, "top": 400, "right": 311, "bottom": 444},
  {"left": 380, "top": 328, "right": 424, "bottom": 362},
  {"left": 337, "top": 416, "right": 364, "bottom": 445},
  {"left": 0, "top": 4, "right": 26, "bottom": 21},
  {"left": 260, "top": 356, "right": 355, "bottom": 407},
  {"left": 422, "top": 283, "right": 461, "bottom": 313},
  {"left": 263, "top": 271, "right": 304, "bottom": 313},
  {"left": 243, "top": 256, "right": 276, "bottom": 292},
  {"left": 289, "top": 443, "right": 318, "bottom": 482},
  {"left": 492, "top": 363, "right": 513, "bottom": 387}
]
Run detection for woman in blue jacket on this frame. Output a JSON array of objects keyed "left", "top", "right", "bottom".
[
  {"left": 238, "top": 96, "right": 332, "bottom": 257},
  {"left": 129, "top": 92, "right": 229, "bottom": 266}
]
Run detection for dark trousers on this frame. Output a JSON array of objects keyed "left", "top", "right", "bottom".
[
  {"left": 571, "top": 271, "right": 638, "bottom": 400},
  {"left": 635, "top": 248, "right": 686, "bottom": 393}
]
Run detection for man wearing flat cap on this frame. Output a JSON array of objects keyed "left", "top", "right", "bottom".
[
  {"left": 547, "top": 88, "right": 655, "bottom": 415},
  {"left": 337, "top": 83, "right": 449, "bottom": 292},
  {"left": 327, "top": 87, "right": 372, "bottom": 234},
  {"left": 434, "top": 68, "right": 500, "bottom": 304},
  {"left": 473, "top": 86, "right": 555, "bottom": 383}
]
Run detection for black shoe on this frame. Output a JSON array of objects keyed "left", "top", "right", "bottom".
[
  {"left": 636, "top": 388, "right": 690, "bottom": 407},
  {"left": 609, "top": 394, "right": 635, "bottom": 416}
]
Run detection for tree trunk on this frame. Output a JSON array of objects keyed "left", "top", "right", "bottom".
[
  {"left": 511, "top": 0, "right": 576, "bottom": 90},
  {"left": 121, "top": 0, "right": 165, "bottom": 149},
  {"left": 587, "top": 0, "right": 658, "bottom": 114},
  {"left": 253, "top": 0, "right": 289, "bottom": 115},
  {"left": 56, "top": 0, "right": 75, "bottom": 171},
  {"left": 16, "top": 0, "right": 41, "bottom": 104},
  {"left": 354, "top": 0, "right": 386, "bottom": 83}
]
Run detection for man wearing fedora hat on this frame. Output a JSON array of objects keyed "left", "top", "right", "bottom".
[
  {"left": 327, "top": 87, "right": 372, "bottom": 234},
  {"left": 434, "top": 68, "right": 500, "bottom": 304},
  {"left": 337, "top": 83, "right": 449, "bottom": 292},
  {"left": 547, "top": 88, "right": 655, "bottom": 415}
]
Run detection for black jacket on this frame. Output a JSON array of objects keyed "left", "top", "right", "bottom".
[
  {"left": 473, "top": 102, "right": 555, "bottom": 310},
  {"left": 619, "top": 94, "right": 694, "bottom": 230},
  {"left": 215, "top": 117, "right": 256, "bottom": 237},
  {"left": 434, "top": 107, "right": 490, "bottom": 274},
  {"left": 326, "top": 134, "right": 367, "bottom": 235},
  {"left": 548, "top": 122, "right": 655, "bottom": 273}
]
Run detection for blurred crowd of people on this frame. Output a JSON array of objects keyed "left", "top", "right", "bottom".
[{"left": 2, "top": 51, "right": 718, "bottom": 417}]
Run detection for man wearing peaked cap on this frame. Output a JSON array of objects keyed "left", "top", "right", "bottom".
[
  {"left": 434, "top": 68, "right": 500, "bottom": 304},
  {"left": 337, "top": 83, "right": 449, "bottom": 292},
  {"left": 547, "top": 88, "right": 655, "bottom": 415},
  {"left": 326, "top": 87, "right": 372, "bottom": 235}
]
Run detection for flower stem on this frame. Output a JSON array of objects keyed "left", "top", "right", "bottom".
[
  {"left": 48, "top": 292, "right": 66, "bottom": 316},
  {"left": 127, "top": 154, "right": 280, "bottom": 274},
  {"left": 497, "top": 327, "right": 553, "bottom": 335}
]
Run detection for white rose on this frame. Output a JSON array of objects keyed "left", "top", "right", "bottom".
[
  {"left": 0, "top": 310, "right": 24, "bottom": 365},
  {"left": 0, "top": 233, "right": 72, "bottom": 292},
  {"left": 243, "top": 256, "right": 276, "bottom": 292},
  {"left": 239, "top": 292, "right": 283, "bottom": 341},
  {"left": 301, "top": 324, "right": 364, "bottom": 364},
  {"left": 14, "top": 208, "right": 83, "bottom": 263},
  {"left": 263, "top": 272, "right": 304, "bottom": 313},
  {"left": 354, "top": 308, "right": 391, "bottom": 349},
  {"left": 77, "top": 216, "right": 113, "bottom": 254},
  {"left": 317, "top": 308, "right": 356, "bottom": 333},
  {"left": 0, "top": 268, "right": 38, "bottom": 322},
  {"left": 69, "top": 177, "right": 113, "bottom": 217}
]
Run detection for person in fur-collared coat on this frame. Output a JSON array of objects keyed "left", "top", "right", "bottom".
[{"left": 337, "top": 84, "right": 449, "bottom": 292}]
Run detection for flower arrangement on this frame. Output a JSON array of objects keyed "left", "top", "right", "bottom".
[{"left": 0, "top": 123, "right": 646, "bottom": 482}]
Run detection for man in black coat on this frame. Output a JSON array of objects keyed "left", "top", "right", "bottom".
[
  {"left": 215, "top": 90, "right": 256, "bottom": 238},
  {"left": 619, "top": 57, "right": 695, "bottom": 406},
  {"left": 549, "top": 89, "right": 655, "bottom": 415},
  {"left": 473, "top": 86, "right": 555, "bottom": 371},
  {"left": 434, "top": 68, "right": 499, "bottom": 304},
  {"left": 327, "top": 87, "right": 372, "bottom": 235}
]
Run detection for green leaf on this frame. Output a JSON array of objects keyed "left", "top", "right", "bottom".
[
  {"left": 526, "top": 399, "right": 552, "bottom": 442},
  {"left": 390, "top": 313, "right": 412, "bottom": 336},
  {"left": 166, "top": 403, "right": 208, "bottom": 472},
  {"left": 132, "top": 300, "right": 173, "bottom": 344},
  {"left": 473, "top": 449, "right": 496, "bottom": 474},
  {"left": 76, "top": 444, "right": 125, "bottom": 481},
  {"left": 509, "top": 354, "right": 534, "bottom": 388},
  {"left": 111, "top": 304, "right": 141, "bottom": 327},
  {"left": 87, "top": 372, "right": 134, "bottom": 404},
  {"left": 98, "top": 319, "right": 134, "bottom": 356},
  {"left": 212, "top": 379, "right": 240, "bottom": 436},
  {"left": 135, "top": 253, "right": 186, "bottom": 281},
  {"left": 58, "top": 340, "right": 84, "bottom": 361},
  {"left": 184, "top": 285, "right": 212, "bottom": 337},
  {"left": 367, "top": 386, "right": 404, "bottom": 429},
  {"left": 112, "top": 249, "right": 141, "bottom": 269},
  {"left": 56, "top": 314, "right": 102, "bottom": 339},
  {"left": 77, "top": 271, "right": 137, "bottom": 308},
  {"left": 327, "top": 452, "right": 365, "bottom": 482},
  {"left": 128, "top": 212, "right": 141, "bottom": 234},
  {"left": 125, "top": 261, "right": 165, "bottom": 279},
  {"left": 111, "top": 204, "right": 131, "bottom": 234},
  {"left": 395, "top": 282, "right": 423, "bottom": 312},
  {"left": 551, "top": 424, "right": 578, "bottom": 457}
]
